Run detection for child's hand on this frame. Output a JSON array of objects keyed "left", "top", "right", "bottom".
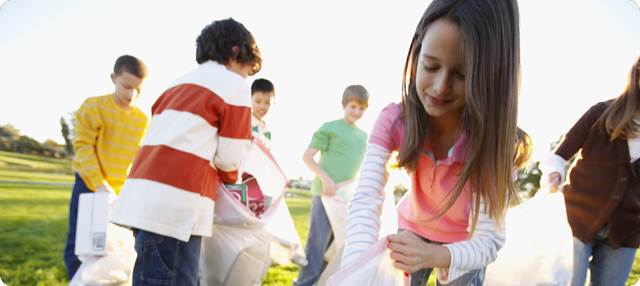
[
  {"left": 95, "top": 184, "right": 116, "bottom": 194},
  {"left": 548, "top": 172, "right": 561, "bottom": 193},
  {"left": 388, "top": 231, "right": 451, "bottom": 273},
  {"left": 321, "top": 176, "right": 337, "bottom": 196}
]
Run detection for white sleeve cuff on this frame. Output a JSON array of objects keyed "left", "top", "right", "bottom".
[{"left": 539, "top": 153, "right": 568, "bottom": 185}]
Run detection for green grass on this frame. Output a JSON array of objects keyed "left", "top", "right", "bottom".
[
  {"left": 0, "top": 150, "right": 73, "bottom": 175},
  {"left": 0, "top": 170, "right": 74, "bottom": 184},
  {"left": 262, "top": 195, "right": 311, "bottom": 285},
  {"left": 0, "top": 182, "right": 71, "bottom": 285},
  {"left": 0, "top": 161, "right": 312, "bottom": 285},
  {"left": 1, "top": 151, "right": 640, "bottom": 285}
]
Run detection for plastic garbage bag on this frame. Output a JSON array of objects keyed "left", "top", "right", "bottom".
[
  {"left": 319, "top": 184, "right": 400, "bottom": 286},
  {"left": 321, "top": 180, "right": 357, "bottom": 262},
  {"left": 326, "top": 235, "right": 409, "bottom": 286},
  {"left": 199, "top": 139, "right": 307, "bottom": 286},
  {"left": 70, "top": 194, "right": 136, "bottom": 286},
  {"left": 484, "top": 189, "right": 573, "bottom": 286},
  {"left": 69, "top": 252, "right": 137, "bottom": 286}
]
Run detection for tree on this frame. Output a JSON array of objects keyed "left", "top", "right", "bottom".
[
  {"left": 393, "top": 182, "right": 409, "bottom": 199},
  {"left": 43, "top": 139, "right": 66, "bottom": 158},
  {"left": 17, "top": 135, "right": 44, "bottom": 154},
  {"left": 0, "top": 123, "right": 20, "bottom": 139},
  {"left": 515, "top": 161, "right": 542, "bottom": 198},
  {"left": 60, "top": 116, "right": 74, "bottom": 155},
  {"left": 0, "top": 123, "right": 20, "bottom": 151}
]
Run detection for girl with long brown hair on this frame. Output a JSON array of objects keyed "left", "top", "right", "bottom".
[
  {"left": 541, "top": 55, "right": 640, "bottom": 286},
  {"left": 341, "top": 0, "right": 530, "bottom": 285}
]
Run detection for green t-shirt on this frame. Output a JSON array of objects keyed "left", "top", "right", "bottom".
[{"left": 307, "top": 119, "right": 368, "bottom": 196}]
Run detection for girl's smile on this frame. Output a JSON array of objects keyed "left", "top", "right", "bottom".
[{"left": 427, "top": 95, "right": 453, "bottom": 106}]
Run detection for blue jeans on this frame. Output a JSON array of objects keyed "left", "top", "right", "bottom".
[
  {"left": 571, "top": 225, "right": 637, "bottom": 286},
  {"left": 131, "top": 229, "right": 202, "bottom": 286},
  {"left": 407, "top": 233, "right": 485, "bottom": 286},
  {"left": 64, "top": 173, "right": 93, "bottom": 279},
  {"left": 294, "top": 195, "right": 333, "bottom": 286}
]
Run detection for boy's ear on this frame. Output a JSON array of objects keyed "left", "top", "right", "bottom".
[
  {"left": 228, "top": 46, "right": 240, "bottom": 65},
  {"left": 110, "top": 73, "right": 116, "bottom": 84}
]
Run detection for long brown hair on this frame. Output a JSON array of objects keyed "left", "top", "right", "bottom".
[
  {"left": 396, "top": 0, "right": 525, "bottom": 235},
  {"left": 595, "top": 55, "right": 640, "bottom": 141}
]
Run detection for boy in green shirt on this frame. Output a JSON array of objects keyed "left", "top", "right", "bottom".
[{"left": 294, "top": 85, "right": 369, "bottom": 286}]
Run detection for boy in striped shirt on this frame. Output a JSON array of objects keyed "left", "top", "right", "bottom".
[
  {"left": 110, "top": 18, "right": 262, "bottom": 286},
  {"left": 64, "top": 55, "right": 149, "bottom": 279}
]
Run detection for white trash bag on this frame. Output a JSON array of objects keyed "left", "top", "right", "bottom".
[
  {"left": 199, "top": 139, "right": 307, "bottom": 286},
  {"left": 69, "top": 252, "right": 137, "bottom": 286},
  {"left": 321, "top": 180, "right": 357, "bottom": 263},
  {"left": 484, "top": 190, "right": 573, "bottom": 286},
  {"left": 326, "top": 235, "right": 409, "bottom": 286},
  {"left": 321, "top": 186, "right": 402, "bottom": 286},
  {"left": 69, "top": 194, "right": 137, "bottom": 286}
]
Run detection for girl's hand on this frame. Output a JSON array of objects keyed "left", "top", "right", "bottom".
[
  {"left": 321, "top": 176, "right": 337, "bottom": 196},
  {"left": 548, "top": 172, "right": 561, "bottom": 193},
  {"left": 388, "top": 231, "right": 451, "bottom": 273}
]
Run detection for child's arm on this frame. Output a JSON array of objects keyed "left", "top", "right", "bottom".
[
  {"left": 341, "top": 143, "right": 390, "bottom": 268},
  {"left": 74, "top": 101, "right": 113, "bottom": 193},
  {"left": 214, "top": 92, "right": 253, "bottom": 184},
  {"left": 388, "top": 231, "right": 451, "bottom": 269},
  {"left": 341, "top": 103, "right": 400, "bottom": 268},
  {"left": 302, "top": 148, "right": 336, "bottom": 196},
  {"left": 389, "top": 199, "right": 507, "bottom": 284}
]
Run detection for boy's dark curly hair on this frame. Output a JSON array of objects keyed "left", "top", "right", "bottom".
[{"left": 196, "top": 18, "right": 262, "bottom": 75}]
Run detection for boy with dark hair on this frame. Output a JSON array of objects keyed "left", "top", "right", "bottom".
[
  {"left": 64, "top": 55, "right": 149, "bottom": 278},
  {"left": 294, "top": 85, "right": 370, "bottom": 286},
  {"left": 251, "top": 78, "right": 275, "bottom": 149},
  {"left": 110, "top": 18, "right": 261, "bottom": 286}
]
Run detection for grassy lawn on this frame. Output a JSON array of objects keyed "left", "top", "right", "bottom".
[
  {"left": 1, "top": 151, "right": 640, "bottom": 285},
  {"left": 0, "top": 182, "right": 71, "bottom": 285},
  {"left": 0, "top": 170, "right": 74, "bottom": 184},
  {"left": 0, "top": 150, "right": 73, "bottom": 175}
]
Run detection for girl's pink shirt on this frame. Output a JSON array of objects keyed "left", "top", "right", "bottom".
[{"left": 369, "top": 103, "right": 470, "bottom": 243}]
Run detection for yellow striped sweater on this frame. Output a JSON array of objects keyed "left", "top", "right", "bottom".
[{"left": 73, "top": 94, "right": 149, "bottom": 194}]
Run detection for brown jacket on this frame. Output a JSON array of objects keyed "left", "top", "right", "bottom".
[{"left": 556, "top": 101, "right": 640, "bottom": 249}]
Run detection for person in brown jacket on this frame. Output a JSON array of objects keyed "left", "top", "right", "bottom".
[{"left": 541, "top": 54, "right": 640, "bottom": 286}]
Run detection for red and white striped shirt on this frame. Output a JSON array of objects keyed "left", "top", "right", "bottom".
[{"left": 110, "top": 61, "right": 252, "bottom": 242}]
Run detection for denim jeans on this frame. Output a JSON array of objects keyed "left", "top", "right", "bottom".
[
  {"left": 407, "top": 233, "right": 485, "bottom": 286},
  {"left": 131, "top": 229, "right": 202, "bottom": 286},
  {"left": 64, "top": 173, "right": 94, "bottom": 279},
  {"left": 294, "top": 195, "right": 333, "bottom": 286},
  {"left": 571, "top": 225, "right": 637, "bottom": 286}
]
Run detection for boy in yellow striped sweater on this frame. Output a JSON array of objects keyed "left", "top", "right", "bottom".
[{"left": 64, "top": 55, "right": 149, "bottom": 279}]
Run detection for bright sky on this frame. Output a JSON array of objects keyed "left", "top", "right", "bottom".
[{"left": 1, "top": 0, "right": 639, "bottom": 186}]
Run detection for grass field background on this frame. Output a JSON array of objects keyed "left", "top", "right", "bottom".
[{"left": 0, "top": 150, "right": 639, "bottom": 285}]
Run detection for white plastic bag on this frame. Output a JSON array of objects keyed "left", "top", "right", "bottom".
[
  {"left": 319, "top": 186, "right": 401, "bottom": 286},
  {"left": 69, "top": 252, "right": 137, "bottom": 286},
  {"left": 199, "top": 140, "right": 307, "bottom": 286},
  {"left": 321, "top": 180, "right": 357, "bottom": 262},
  {"left": 69, "top": 195, "right": 137, "bottom": 286},
  {"left": 484, "top": 190, "right": 573, "bottom": 286},
  {"left": 326, "top": 236, "right": 409, "bottom": 286},
  {"left": 199, "top": 224, "right": 271, "bottom": 286}
]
